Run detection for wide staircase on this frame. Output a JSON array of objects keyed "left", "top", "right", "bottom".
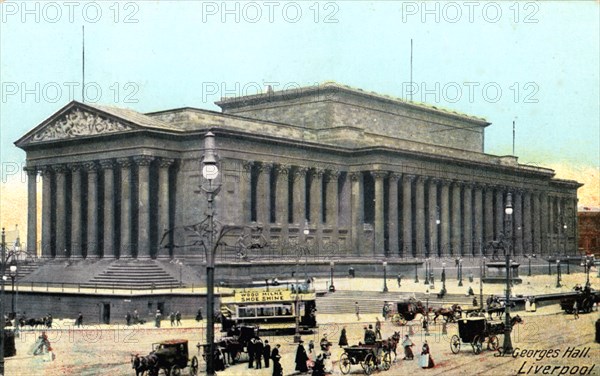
[
  {"left": 16, "top": 262, "right": 41, "bottom": 279},
  {"left": 316, "top": 290, "right": 476, "bottom": 315},
  {"left": 80, "top": 261, "right": 180, "bottom": 290}
]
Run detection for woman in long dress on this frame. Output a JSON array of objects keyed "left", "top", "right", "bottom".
[
  {"left": 525, "top": 297, "right": 531, "bottom": 312},
  {"left": 339, "top": 327, "right": 348, "bottom": 347},
  {"left": 419, "top": 341, "right": 435, "bottom": 368}
]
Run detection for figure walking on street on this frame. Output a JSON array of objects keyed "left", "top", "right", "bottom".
[
  {"left": 338, "top": 327, "right": 348, "bottom": 347},
  {"left": 263, "top": 340, "right": 271, "bottom": 368},
  {"left": 355, "top": 302, "right": 360, "bottom": 321},
  {"left": 375, "top": 317, "right": 382, "bottom": 340},
  {"left": 271, "top": 344, "right": 282, "bottom": 376},
  {"left": 573, "top": 301, "right": 579, "bottom": 319},
  {"left": 295, "top": 340, "right": 309, "bottom": 373},
  {"left": 419, "top": 340, "right": 435, "bottom": 369},
  {"left": 175, "top": 311, "right": 182, "bottom": 326}
]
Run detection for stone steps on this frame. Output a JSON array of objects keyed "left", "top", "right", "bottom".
[{"left": 82, "top": 261, "right": 180, "bottom": 290}]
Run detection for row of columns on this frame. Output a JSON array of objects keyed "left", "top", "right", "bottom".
[{"left": 26, "top": 156, "right": 174, "bottom": 259}]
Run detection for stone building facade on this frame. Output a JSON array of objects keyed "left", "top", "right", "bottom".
[{"left": 15, "top": 83, "right": 581, "bottom": 261}]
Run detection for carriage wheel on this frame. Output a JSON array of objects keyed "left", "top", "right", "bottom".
[
  {"left": 392, "top": 313, "right": 406, "bottom": 326},
  {"left": 487, "top": 336, "right": 499, "bottom": 351},
  {"left": 381, "top": 352, "right": 392, "bottom": 371},
  {"left": 189, "top": 356, "right": 199, "bottom": 376},
  {"left": 471, "top": 336, "right": 483, "bottom": 355},
  {"left": 339, "top": 352, "right": 351, "bottom": 374},
  {"left": 362, "top": 353, "right": 376, "bottom": 375},
  {"left": 450, "top": 335, "right": 461, "bottom": 354}
]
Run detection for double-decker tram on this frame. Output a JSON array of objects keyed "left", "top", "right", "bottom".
[{"left": 220, "top": 286, "right": 317, "bottom": 334}]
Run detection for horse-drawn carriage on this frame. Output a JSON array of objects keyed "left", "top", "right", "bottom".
[
  {"left": 132, "top": 339, "right": 199, "bottom": 376},
  {"left": 450, "top": 316, "right": 521, "bottom": 355},
  {"left": 215, "top": 325, "right": 258, "bottom": 364},
  {"left": 339, "top": 340, "right": 392, "bottom": 375},
  {"left": 388, "top": 298, "right": 427, "bottom": 326},
  {"left": 560, "top": 286, "right": 599, "bottom": 314}
]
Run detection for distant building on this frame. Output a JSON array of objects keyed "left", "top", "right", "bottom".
[
  {"left": 578, "top": 207, "right": 600, "bottom": 257},
  {"left": 15, "top": 82, "right": 581, "bottom": 261}
]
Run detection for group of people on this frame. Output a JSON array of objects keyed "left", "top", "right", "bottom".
[
  {"left": 125, "top": 310, "right": 143, "bottom": 325},
  {"left": 524, "top": 297, "right": 538, "bottom": 312},
  {"left": 169, "top": 311, "right": 182, "bottom": 326},
  {"left": 402, "top": 335, "right": 435, "bottom": 369},
  {"left": 295, "top": 335, "right": 332, "bottom": 375},
  {"left": 241, "top": 336, "right": 281, "bottom": 376}
]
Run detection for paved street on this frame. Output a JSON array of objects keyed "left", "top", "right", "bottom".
[{"left": 4, "top": 273, "right": 599, "bottom": 376}]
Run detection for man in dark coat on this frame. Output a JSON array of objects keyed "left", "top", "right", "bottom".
[
  {"left": 195, "top": 308, "right": 203, "bottom": 322},
  {"left": 126, "top": 312, "right": 132, "bottom": 326},
  {"left": 271, "top": 344, "right": 282, "bottom": 376},
  {"left": 248, "top": 337, "right": 255, "bottom": 368},
  {"left": 295, "top": 340, "right": 309, "bottom": 373},
  {"left": 255, "top": 338, "right": 264, "bottom": 369},
  {"left": 263, "top": 340, "right": 271, "bottom": 368}
]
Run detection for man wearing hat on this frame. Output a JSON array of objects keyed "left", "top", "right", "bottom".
[
  {"left": 295, "top": 339, "right": 309, "bottom": 373},
  {"left": 364, "top": 325, "right": 376, "bottom": 345}
]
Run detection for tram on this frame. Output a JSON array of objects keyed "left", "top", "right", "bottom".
[{"left": 220, "top": 286, "right": 317, "bottom": 332}]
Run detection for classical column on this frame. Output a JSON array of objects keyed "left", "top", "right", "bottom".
[
  {"left": 256, "top": 162, "right": 272, "bottom": 227},
  {"left": 292, "top": 167, "right": 308, "bottom": 241},
  {"left": 70, "top": 164, "right": 83, "bottom": 258},
  {"left": 372, "top": 171, "right": 387, "bottom": 256},
  {"left": 41, "top": 167, "right": 53, "bottom": 257},
  {"left": 117, "top": 158, "right": 133, "bottom": 258},
  {"left": 157, "top": 158, "right": 174, "bottom": 258},
  {"left": 388, "top": 173, "right": 400, "bottom": 257},
  {"left": 440, "top": 180, "right": 450, "bottom": 256},
  {"left": 523, "top": 191, "right": 532, "bottom": 255},
  {"left": 85, "top": 162, "right": 99, "bottom": 258},
  {"left": 275, "top": 164, "right": 290, "bottom": 226},
  {"left": 54, "top": 164, "right": 67, "bottom": 257},
  {"left": 427, "top": 178, "right": 438, "bottom": 257},
  {"left": 415, "top": 176, "right": 426, "bottom": 257},
  {"left": 532, "top": 193, "right": 542, "bottom": 256},
  {"left": 484, "top": 185, "right": 494, "bottom": 249},
  {"left": 451, "top": 181, "right": 462, "bottom": 256},
  {"left": 310, "top": 168, "right": 325, "bottom": 251},
  {"left": 463, "top": 182, "right": 473, "bottom": 256},
  {"left": 473, "top": 184, "right": 483, "bottom": 256},
  {"left": 540, "top": 192, "right": 549, "bottom": 257},
  {"left": 350, "top": 172, "right": 363, "bottom": 256},
  {"left": 240, "top": 161, "right": 253, "bottom": 224},
  {"left": 326, "top": 170, "right": 340, "bottom": 244},
  {"left": 402, "top": 174, "right": 414, "bottom": 257},
  {"left": 514, "top": 190, "right": 523, "bottom": 256},
  {"left": 135, "top": 155, "right": 153, "bottom": 258},
  {"left": 25, "top": 167, "right": 38, "bottom": 256},
  {"left": 495, "top": 188, "right": 504, "bottom": 239},
  {"left": 100, "top": 159, "right": 115, "bottom": 258}
]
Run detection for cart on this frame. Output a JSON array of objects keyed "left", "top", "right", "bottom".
[
  {"left": 339, "top": 341, "right": 391, "bottom": 375},
  {"left": 450, "top": 317, "right": 500, "bottom": 355},
  {"left": 389, "top": 299, "right": 427, "bottom": 326},
  {"left": 151, "top": 339, "right": 199, "bottom": 376}
]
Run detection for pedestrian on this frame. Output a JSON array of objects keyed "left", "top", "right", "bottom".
[
  {"left": 419, "top": 340, "right": 435, "bottom": 368},
  {"left": 397, "top": 274, "right": 402, "bottom": 287},
  {"left": 442, "top": 321, "right": 447, "bottom": 335},
  {"left": 308, "top": 340, "right": 315, "bottom": 359},
  {"left": 467, "top": 286, "right": 474, "bottom": 296},
  {"left": 375, "top": 317, "right": 382, "bottom": 340},
  {"left": 295, "top": 340, "right": 309, "bottom": 373},
  {"left": 402, "top": 334, "right": 414, "bottom": 360},
  {"left": 263, "top": 340, "right": 271, "bottom": 368},
  {"left": 355, "top": 302, "right": 360, "bottom": 321},
  {"left": 255, "top": 337, "right": 264, "bottom": 369},
  {"left": 573, "top": 301, "right": 579, "bottom": 319},
  {"left": 170, "top": 312, "right": 175, "bottom": 327},
  {"left": 155, "top": 310, "right": 162, "bottom": 328},
  {"left": 76, "top": 312, "right": 83, "bottom": 328},
  {"left": 195, "top": 308, "right": 203, "bottom": 322},
  {"left": 473, "top": 296, "right": 478, "bottom": 307},
  {"left": 531, "top": 297, "right": 537, "bottom": 312},
  {"left": 338, "top": 326, "right": 348, "bottom": 347},
  {"left": 271, "top": 344, "right": 282, "bottom": 376},
  {"left": 525, "top": 297, "right": 531, "bottom": 312},
  {"left": 248, "top": 337, "right": 256, "bottom": 368},
  {"left": 320, "top": 334, "right": 330, "bottom": 351},
  {"left": 175, "top": 311, "right": 182, "bottom": 326},
  {"left": 126, "top": 311, "right": 132, "bottom": 326},
  {"left": 133, "top": 309, "right": 139, "bottom": 324}
]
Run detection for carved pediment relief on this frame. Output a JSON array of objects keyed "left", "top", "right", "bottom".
[{"left": 31, "top": 108, "right": 135, "bottom": 142}]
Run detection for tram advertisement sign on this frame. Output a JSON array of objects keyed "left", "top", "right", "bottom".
[{"left": 235, "top": 290, "right": 294, "bottom": 303}]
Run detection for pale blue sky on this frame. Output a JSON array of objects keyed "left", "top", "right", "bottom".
[{"left": 1, "top": 1, "right": 598, "bottom": 176}]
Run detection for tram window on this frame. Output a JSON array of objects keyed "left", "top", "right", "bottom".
[
  {"left": 263, "top": 307, "right": 274, "bottom": 316},
  {"left": 283, "top": 304, "right": 292, "bottom": 316},
  {"left": 239, "top": 307, "right": 256, "bottom": 318}
]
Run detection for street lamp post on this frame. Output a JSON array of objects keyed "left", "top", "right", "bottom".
[
  {"left": 482, "top": 257, "right": 486, "bottom": 278},
  {"left": 556, "top": 260, "right": 561, "bottom": 288},
  {"left": 329, "top": 261, "right": 335, "bottom": 292},
  {"left": 9, "top": 265, "right": 16, "bottom": 318},
  {"left": 548, "top": 258, "right": 552, "bottom": 276},
  {"left": 441, "top": 262, "right": 446, "bottom": 294},
  {"left": 414, "top": 261, "right": 419, "bottom": 283},
  {"left": 425, "top": 288, "right": 430, "bottom": 336},
  {"left": 502, "top": 192, "right": 514, "bottom": 355},
  {"left": 293, "top": 225, "right": 310, "bottom": 343},
  {"left": 383, "top": 261, "right": 388, "bottom": 292},
  {"left": 424, "top": 258, "right": 430, "bottom": 285},
  {"left": 527, "top": 255, "right": 531, "bottom": 276},
  {"left": 458, "top": 258, "right": 463, "bottom": 287},
  {"left": 201, "top": 132, "right": 220, "bottom": 376},
  {"left": 566, "top": 255, "right": 570, "bottom": 275},
  {"left": 1, "top": 228, "right": 6, "bottom": 375}
]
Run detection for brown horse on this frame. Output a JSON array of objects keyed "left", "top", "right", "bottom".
[
  {"left": 131, "top": 353, "right": 159, "bottom": 376},
  {"left": 381, "top": 331, "right": 401, "bottom": 360},
  {"left": 433, "top": 304, "right": 462, "bottom": 323}
]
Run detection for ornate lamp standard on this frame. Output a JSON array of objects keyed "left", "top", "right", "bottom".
[
  {"left": 566, "top": 255, "right": 570, "bottom": 275},
  {"left": 425, "top": 288, "right": 430, "bottom": 336},
  {"left": 424, "top": 258, "right": 430, "bottom": 285},
  {"left": 8, "top": 265, "right": 16, "bottom": 318},
  {"left": 527, "top": 255, "right": 532, "bottom": 276},
  {"left": 556, "top": 260, "right": 562, "bottom": 288},
  {"left": 382, "top": 261, "right": 388, "bottom": 292},
  {"left": 414, "top": 261, "right": 419, "bottom": 283},
  {"left": 201, "top": 132, "right": 220, "bottom": 376},
  {"left": 502, "top": 192, "right": 514, "bottom": 355},
  {"left": 293, "top": 224, "right": 310, "bottom": 343},
  {"left": 458, "top": 258, "right": 463, "bottom": 287},
  {"left": 441, "top": 262, "right": 446, "bottom": 294},
  {"left": 329, "top": 261, "right": 335, "bottom": 292}
]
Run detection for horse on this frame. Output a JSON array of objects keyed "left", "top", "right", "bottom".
[
  {"left": 21, "top": 317, "right": 45, "bottom": 328},
  {"left": 433, "top": 304, "right": 462, "bottom": 323},
  {"left": 131, "top": 353, "right": 159, "bottom": 376}
]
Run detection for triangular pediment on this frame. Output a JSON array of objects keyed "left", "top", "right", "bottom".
[{"left": 15, "top": 101, "right": 178, "bottom": 148}]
